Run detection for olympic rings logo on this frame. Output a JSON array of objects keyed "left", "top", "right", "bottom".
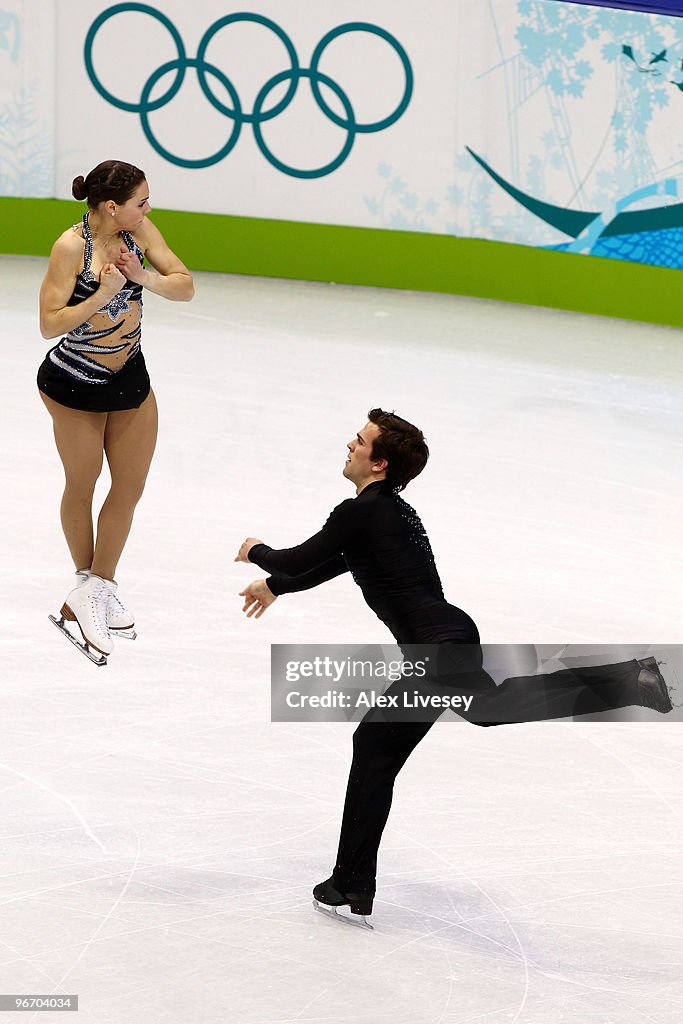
[{"left": 84, "top": 4, "right": 413, "bottom": 178}]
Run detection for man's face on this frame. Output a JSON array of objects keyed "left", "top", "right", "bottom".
[{"left": 343, "top": 421, "right": 384, "bottom": 485}]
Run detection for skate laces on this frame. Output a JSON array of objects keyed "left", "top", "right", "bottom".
[
  {"left": 82, "top": 572, "right": 126, "bottom": 614},
  {"left": 89, "top": 578, "right": 112, "bottom": 631},
  {"left": 107, "top": 589, "right": 126, "bottom": 613}
]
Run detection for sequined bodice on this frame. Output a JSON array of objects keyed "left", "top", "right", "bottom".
[{"left": 64, "top": 211, "right": 144, "bottom": 369}]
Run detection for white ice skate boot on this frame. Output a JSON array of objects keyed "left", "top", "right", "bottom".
[
  {"left": 75, "top": 569, "right": 136, "bottom": 640},
  {"left": 50, "top": 574, "right": 114, "bottom": 664}
]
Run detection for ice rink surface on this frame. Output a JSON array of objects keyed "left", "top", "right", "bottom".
[{"left": 1, "top": 253, "right": 683, "bottom": 1022}]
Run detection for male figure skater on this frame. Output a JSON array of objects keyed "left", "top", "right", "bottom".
[{"left": 235, "top": 409, "right": 671, "bottom": 924}]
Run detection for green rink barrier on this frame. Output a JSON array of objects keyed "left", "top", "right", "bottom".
[{"left": 1, "top": 196, "right": 682, "bottom": 328}]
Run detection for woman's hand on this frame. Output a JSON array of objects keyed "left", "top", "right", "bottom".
[
  {"left": 115, "top": 248, "right": 146, "bottom": 285},
  {"left": 234, "top": 537, "right": 263, "bottom": 563},
  {"left": 239, "top": 580, "right": 277, "bottom": 619},
  {"left": 98, "top": 262, "right": 127, "bottom": 299}
]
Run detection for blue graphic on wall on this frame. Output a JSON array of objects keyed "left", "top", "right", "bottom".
[
  {"left": 85, "top": 4, "right": 413, "bottom": 178},
  {"left": 0, "top": 9, "right": 52, "bottom": 197},
  {"left": 467, "top": 147, "right": 683, "bottom": 266},
  {"left": 0, "top": 9, "right": 19, "bottom": 60},
  {"left": 363, "top": 0, "right": 683, "bottom": 269},
  {"left": 468, "top": 1, "right": 683, "bottom": 267},
  {"left": 566, "top": 0, "right": 683, "bottom": 14}
]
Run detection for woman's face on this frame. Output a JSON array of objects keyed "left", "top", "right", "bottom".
[{"left": 107, "top": 179, "right": 151, "bottom": 232}]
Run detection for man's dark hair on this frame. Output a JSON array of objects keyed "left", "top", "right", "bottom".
[{"left": 367, "top": 408, "right": 429, "bottom": 491}]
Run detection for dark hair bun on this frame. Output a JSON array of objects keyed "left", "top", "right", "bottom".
[
  {"left": 73, "top": 161, "right": 145, "bottom": 209},
  {"left": 72, "top": 175, "right": 87, "bottom": 201}
]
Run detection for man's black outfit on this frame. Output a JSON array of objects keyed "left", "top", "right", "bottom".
[{"left": 248, "top": 480, "right": 653, "bottom": 896}]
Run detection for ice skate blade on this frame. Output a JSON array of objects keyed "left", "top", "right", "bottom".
[
  {"left": 48, "top": 615, "right": 107, "bottom": 667},
  {"left": 312, "top": 899, "right": 374, "bottom": 930},
  {"left": 111, "top": 628, "right": 136, "bottom": 641}
]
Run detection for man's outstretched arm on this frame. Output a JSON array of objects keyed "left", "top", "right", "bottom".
[
  {"left": 265, "top": 553, "right": 348, "bottom": 595},
  {"left": 239, "top": 555, "right": 349, "bottom": 619},
  {"left": 235, "top": 501, "right": 354, "bottom": 577},
  {"left": 235, "top": 500, "right": 356, "bottom": 618}
]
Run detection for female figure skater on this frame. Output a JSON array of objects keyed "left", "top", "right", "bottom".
[{"left": 38, "top": 159, "right": 194, "bottom": 663}]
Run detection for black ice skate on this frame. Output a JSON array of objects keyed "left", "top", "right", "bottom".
[
  {"left": 637, "top": 657, "right": 673, "bottom": 713},
  {"left": 312, "top": 877, "right": 374, "bottom": 930}
]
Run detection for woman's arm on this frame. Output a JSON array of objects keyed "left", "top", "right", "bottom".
[
  {"left": 119, "top": 218, "right": 194, "bottom": 301},
  {"left": 39, "top": 234, "right": 126, "bottom": 340}
]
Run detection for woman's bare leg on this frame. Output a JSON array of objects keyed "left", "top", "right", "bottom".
[
  {"left": 39, "top": 393, "right": 106, "bottom": 570},
  {"left": 91, "top": 390, "right": 158, "bottom": 580}
]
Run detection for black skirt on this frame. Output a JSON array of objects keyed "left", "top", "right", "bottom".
[{"left": 37, "top": 348, "right": 151, "bottom": 412}]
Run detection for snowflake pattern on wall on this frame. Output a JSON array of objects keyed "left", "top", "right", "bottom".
[
  {"left": 0, "top": 10, "right": 52, "bottom": 197},
  {"left": 364, "top": 0, "right": 683, "bottom": 267}
]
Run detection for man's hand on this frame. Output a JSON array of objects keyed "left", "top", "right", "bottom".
[
  {"left": 239, "top": 580, "right": 277, "bottom": 619},
  {"left": 234, "top": 537, "right": 263, "bottom": 563}
]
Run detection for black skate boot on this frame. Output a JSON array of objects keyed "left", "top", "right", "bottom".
[
  {"left": 637, "top": 657, "right": 673, "bottom": 714},
  {"left": 312, "top": 877, "right": 374, "bottom": 930}
]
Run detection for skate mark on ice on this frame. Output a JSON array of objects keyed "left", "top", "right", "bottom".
[
  {"left": 0, "top": 760, "right": 106, "bottom": 851},
  {"left": 460, "top": 876, "right": 683, "bottom": 920},
  {"left": 0, "top": 931, "right": 62, "bottom": 991},
  {"left": 121, "top": 750, "right": 336, "bottom": 809},
  {"left": 571, "top": 724, "right": 683, "bottom": 829},
  {"left": 388, "top": 825, "right": 531, "bottom": 1024},
  {"left": 42, "top": 830, "right": 141, "bottom": 1001}
]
